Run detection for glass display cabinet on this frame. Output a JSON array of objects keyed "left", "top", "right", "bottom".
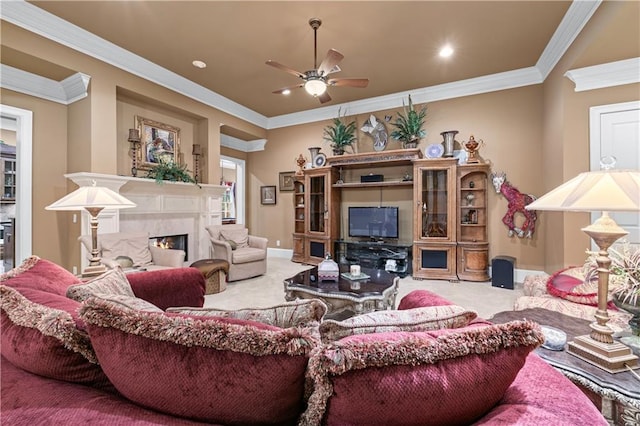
[{"left": 413, "top": 158, "right": 457, "bottom": 280}]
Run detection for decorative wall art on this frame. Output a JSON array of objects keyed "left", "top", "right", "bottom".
[
  {"left": 261, "top": 185, "right": 277, "bottom": 205},
  {"left": 279, "top": 171, "right": 295, "bottom": 191},
  {"left": 136, "top": 116, "right": 181, "bottom": 170},
  {"left": 360, "top": 115, "right": 388, "bottom": 151}
]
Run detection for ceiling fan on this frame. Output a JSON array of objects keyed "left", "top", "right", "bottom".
[{"left": 266, "top": 18, "right": 369, "bottom": 104}]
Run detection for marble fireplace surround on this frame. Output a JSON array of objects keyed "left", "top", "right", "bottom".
[{"left": 66, "top": 172, "right": 226, "bottom": 270}]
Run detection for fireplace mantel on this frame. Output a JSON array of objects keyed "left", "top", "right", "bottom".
[{"left": 66, "top": 172, "right": 226, "bottom": 268}]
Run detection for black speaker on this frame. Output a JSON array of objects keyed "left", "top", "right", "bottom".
[
  {"left": 361, "top": 174, "right": 384, "bottom": 183},
  {"left": 492, "top": 256, "right": 515, "bottom": 289}
]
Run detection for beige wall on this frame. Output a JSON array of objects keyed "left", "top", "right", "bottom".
[{"left": 2, "top": 0, "right": 638, "bottom": 273}]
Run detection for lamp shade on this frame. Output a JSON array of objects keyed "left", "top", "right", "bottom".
[
  {"left": 304, "top": 79, "right": 327, "bottom": 96},
  {"left": 46, "top": 184, "right": 136, "bottom": 211},
  {"left": 526, "top": 169, "right": 640, "bottom": 212}
]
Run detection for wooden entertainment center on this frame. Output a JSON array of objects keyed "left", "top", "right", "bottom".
[{"left": 291, "top": 148, "right": 490, "bottom": 281}]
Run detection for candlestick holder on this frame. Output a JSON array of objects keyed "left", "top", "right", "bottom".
[
  {"left": 128, "top": 128, "right": 141, "bottom": 177},
  {"left": 192, "top": 144, "right": 202, "bottom": 183}
]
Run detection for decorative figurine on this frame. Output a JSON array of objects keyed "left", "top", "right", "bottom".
[
  {"left": 361, "top": 114, "right": 388, "bottom": 152},
  {"left": 295, "top": 154, "right": 306, "bottom": 177},
  {"left": 318, "top": 253, "right": 339, "bottom": 282},
  {"left": 463, "top": 135, "right": 484, "bottom": 164},
  {"left": 491, "top": 171, "right": 538, "bottom": 238}
]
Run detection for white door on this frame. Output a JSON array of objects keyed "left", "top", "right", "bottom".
[{"left": 590, "top": 101, "right": 640, "bottom": 245}]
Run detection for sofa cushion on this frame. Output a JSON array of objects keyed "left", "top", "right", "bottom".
[
  {"left": 397, "top": 289, "right": 456, "bottom": 309},
  {"left": 0, "top": 285, "right": 107, "bottom": 385},
  {"left": 231, "top": 246, "right": 265, "bottom": 264},
  {"left": 79, "top": 297, "right": 321, "bottom": 425},
  {"left": 319, "top": 305, "right": 477, "bottom": 343},
  {"left": 301, "top": 320, "right": 543, "bottom": 426},
  {"left": 66, "top": 267, "right": 135, "bottom": 302},
  {"left": 99, "top": 232, "right": 153, "bottom": 266},
  {"left": 1, "top": 255, "right": 82, "bottom": 296},
  {"left": 219, "top": 228, "right": 249, "bottom": 249},
  {"left": 167, "top": 298, "right": 327, "bottom": 328}
]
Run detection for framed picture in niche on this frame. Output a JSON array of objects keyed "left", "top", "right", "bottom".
[
  {"left": 136, "top": 116, "right": 181, "bottom": 170},
  {"left": 261, "top": 185, "right": 276, "bottom": 205},
  {"left": 279, "top": 171, "right": 295, "bottom": 191}
]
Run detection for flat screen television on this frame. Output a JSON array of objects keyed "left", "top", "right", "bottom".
[{"left": 348, "top": 206, "right": 399, "bottom": 240}]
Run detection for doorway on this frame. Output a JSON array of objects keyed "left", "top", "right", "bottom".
[
  {"left": 220, "top": 155, "right": 245, "bottom": 225},
  {"left": 0, "top": 105, "right": 33, "bottom": 266}
]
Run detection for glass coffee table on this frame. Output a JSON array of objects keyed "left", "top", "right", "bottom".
[
  {"left": 491, "top": 308, "right": 640, "bottom": 425},
  {"left": 284, "top": 266, "right": 399, "bottom": 320}
]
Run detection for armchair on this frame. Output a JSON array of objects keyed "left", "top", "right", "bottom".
[
  {"left": 205, "top": 224, "right": 267, "bottom": 281},
  {"left": 79, "top": 231, "right": 185, "bottom": 271}
]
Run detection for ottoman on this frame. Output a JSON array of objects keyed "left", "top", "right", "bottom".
[{"left": 190, "top": 259, "right": 230, "bottom": 294}]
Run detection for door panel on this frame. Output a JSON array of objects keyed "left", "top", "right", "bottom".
[{"left": 590, "top": 102, "right": 640, "bottom": 245}]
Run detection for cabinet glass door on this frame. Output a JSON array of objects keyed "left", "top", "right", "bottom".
[
  {"left": 309, "top": 175, "right": 325, "bottom": 233},
  {"left": 419, "top": 169, "right": 449, "bottom": 238}
]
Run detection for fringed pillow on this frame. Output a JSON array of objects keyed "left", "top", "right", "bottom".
[
  {"left": 301, "top": 320, "right": 544, "bottom": 426},
  {"left": 319, "top": 305, "right": 477, "bottom": 343},
  {"left": 167, "top": 298, "right": 327, "bottom": 328},
  {"left": 1, "top": 255, "right": 82, "bottom": 295},
  {"left": 79, "top": 297, "right": 322, "bottom": 425},
  {"left": 0, "top": 285, "right": 108, "bottom": 385},
  {"left": 66, "top": 267, "right": 135, "bottom": 302}
]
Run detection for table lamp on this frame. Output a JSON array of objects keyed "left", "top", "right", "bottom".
[
  {"left": 526, "top": 159, "right": 639, "bottom": 373},
  {"left": 46, "top": 180, "right": 136, "bottom": 277}
]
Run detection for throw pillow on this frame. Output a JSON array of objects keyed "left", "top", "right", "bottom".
[
  {"left": 222, "top": 236, "right": 237, "bottom": 250},
  {"left": 167, "top": 299, "right": 327, "bottom": 328},
  {"left": 219, "top": 228, "right": 249, "bottom": 249},
  {"left": 66, "top": 267, "right": 135, "bottom": 302},
  {"left": 319, "top": 305, "right": 477, "bottom": 343},
  {"left": 1, "top": 255, "right": 82, "bottom": 296},
  {"left": 79, "top": 297, "right": 321, "bottom": 425},
  {"left": 301, "top": 320, "right": 543, "bottom": 426},
  {"left": 0, "top": 285, "right": 107, "bottom": 385},
  {"left": 546, "top": 267, "right": 599, "bottom": 306},
  {"left": 94, "top": 294, "right": 162, "bottom": 312},
  {"left": 99, "top": 232, "right": 153, "bottom": 266}
]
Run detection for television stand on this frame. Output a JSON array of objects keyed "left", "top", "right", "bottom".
[{"left": 334, "top": 240, "right": 412, "bottom": 278}]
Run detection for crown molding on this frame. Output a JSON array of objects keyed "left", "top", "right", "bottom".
[
  {"left": 2, "top": 0, "right": 602, "bottom": 129},
  {"left": 0, "top": 64, "right": 89, "bottom": 105},
  {"left": 536, "top": 0, "right": 601, "bottom": 79},
  {"left": 565, "top": 57, "right": 640, "bottom": 92},
  {"left": 220, "top": 134, "right": 267, "bottom": 152}
]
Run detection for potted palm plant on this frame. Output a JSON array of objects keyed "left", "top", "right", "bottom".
[
  {"left": 390, "top": 95, "right": 427, "bottom": 149},
  {"left": 323, "top": 109, "right": 357, "bottom": 155}
]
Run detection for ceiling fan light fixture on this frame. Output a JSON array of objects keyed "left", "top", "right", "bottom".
[{"left": 304, "top": 79, "right": 327, "bottom": 96}]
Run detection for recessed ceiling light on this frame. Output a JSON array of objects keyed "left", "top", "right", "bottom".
[
  {"left": 192, "top": 60, "right": 207, "bottom": 69},
  {"left": 282, "top": 89, "right": 291, "bottom": 95},
  {"left": 439, "top": 45, "right": 454, "bottom": 58}
]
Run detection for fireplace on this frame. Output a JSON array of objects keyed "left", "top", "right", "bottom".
[{"left": 150, "top": 234, "right": 189, "bottom": 261}]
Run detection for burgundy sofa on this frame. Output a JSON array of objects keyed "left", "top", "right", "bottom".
[{"left": 1, "top": 257, "right": 606, "bottom": 425}]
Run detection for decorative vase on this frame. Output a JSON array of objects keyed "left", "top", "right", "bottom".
[
  {"left": 463, "top": 135, "right": 484, "bottom": 164},
  {"left": 308, "top": 147, "right": 321, "bottom": 164},
  {"left": 440, "top": 130, "right": 458, "bottom": 157}
]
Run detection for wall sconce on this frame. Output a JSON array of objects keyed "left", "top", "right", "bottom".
[
  {"left": 128, "top": 128, "right": 141, "bottom": 177},
  {"left": 192, "top": 144, "right": 202, "bottom": 183}
]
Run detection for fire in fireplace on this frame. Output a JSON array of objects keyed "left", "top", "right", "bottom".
[{"left": 149, "top": 234, "right": 188, "bottom": 261}]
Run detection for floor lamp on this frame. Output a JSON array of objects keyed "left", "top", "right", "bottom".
[
  {"left": 46, "top": 181, "right": 136, "bottom": 277},
  {"left": 526, "top": 164, "right": 640, "bottom": 373}
]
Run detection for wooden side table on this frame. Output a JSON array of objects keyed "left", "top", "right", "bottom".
[{"left": 491, "top": 308, "right": 640, "bottom": 425}]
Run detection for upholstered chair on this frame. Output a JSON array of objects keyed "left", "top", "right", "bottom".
[
  {"left": 205, "top": 224, "right": 267, "bottom": 281},
  {"left": 79, "top": 231, "right": 185, "bottom": 271}
]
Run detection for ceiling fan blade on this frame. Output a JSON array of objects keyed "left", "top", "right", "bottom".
[
  {"left": 266, "top": 60, "right": 306, "bottom": 79},
  {"left": 318, "top": 49, "right": 344, "bottom": 76},
  {"left": 318, "top": 91, "right": 332, "bottom": 104},
  {"left": 327, "top": 78, "right": 369, "bottom": 88},
  {"left": 272, "top": 84, "right": 304, "bottom": 95}
]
